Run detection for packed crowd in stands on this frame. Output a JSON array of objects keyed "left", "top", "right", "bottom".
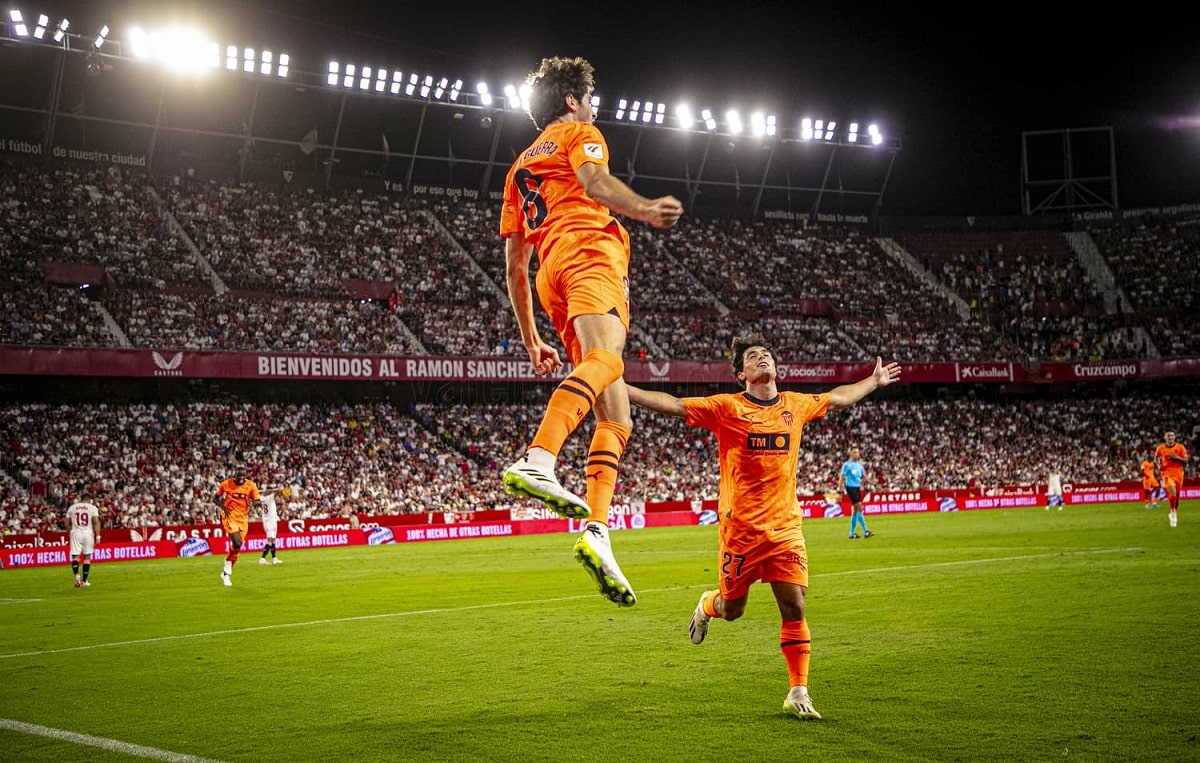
[
  {"left": 3, "top": 159, "right": 1197, "bottom": 362},
  {"left": 1, "top": 392, "right": 1195, "bottom": 534},
  {"left": 105, "top": 290, "right": 424, "bottom": 355},
  {"left": 1088, "top": 218, "right": 1200, "bottom": 356},
  {"left": 2, "top": 162, "right": 1198, "bottom": 534}
]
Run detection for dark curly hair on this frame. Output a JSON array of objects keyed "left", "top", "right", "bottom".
[
  {"left": 730, "top": 333, "right": 780, "bottom": 386},
  {"left": 525, "top": 56, "right": 595, "bottom": 130}
]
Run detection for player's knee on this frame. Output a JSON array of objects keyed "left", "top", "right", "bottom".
[{"left": 582, "top": 347, "right": 623, "bottom": 384}]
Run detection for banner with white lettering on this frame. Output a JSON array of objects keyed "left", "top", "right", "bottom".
[{"left": 11, "top": 347, "right": 1198, "bottom": 384}]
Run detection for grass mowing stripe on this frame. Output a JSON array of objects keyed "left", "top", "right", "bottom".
[
  {"left": 0, "top": 718, "right": 224, "bottom": 762},
  {"left": 0, "top": 590, "right": 623, "bottom": 660},
  {"left": 822, "top": 545, "right": 1145, "bottom": 576},
  {"left": 0, "top": 545, "right": 1139, "bottom": 662}
]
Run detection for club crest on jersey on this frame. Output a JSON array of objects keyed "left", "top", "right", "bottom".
[
  {"left": 782, "top": 411, "right": 794, "bottom": 427},
  {"left": 746, "top": 432, "right": 790, "bottom": 451},
  {"left": 583, "top": 142, "right": 604, "bottom": 159}
]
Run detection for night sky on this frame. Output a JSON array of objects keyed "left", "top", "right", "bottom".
[{"left": 29, "top": 1, "right": 1200, "bottom": 216}]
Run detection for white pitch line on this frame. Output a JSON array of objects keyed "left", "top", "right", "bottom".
[
  {"left": 0, "top": 598, "right": 42, "bottom": 605},
  {"left": 0, "top": 546, "right": 1145, "bottom": 661},
  {"left": 0, "top": 718, "right": 224, "bottom": 763}
]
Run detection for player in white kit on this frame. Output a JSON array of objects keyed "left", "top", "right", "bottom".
[
  {"left": 1045, "top": 469, "right": 1064, "bottom": 511},
  {"left": 67, "top": 493, "right": 102, "bottom": 587},
  {"left": 259, "top": 486, "right": 286, "bottom": 565}
]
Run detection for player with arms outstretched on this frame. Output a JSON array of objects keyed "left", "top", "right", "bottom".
[
  {"left": 627, "top": 333, "right": 901, "bottom": 719},
  {"left": 499, "top": 55, "right": 683, "bottom": 607}
]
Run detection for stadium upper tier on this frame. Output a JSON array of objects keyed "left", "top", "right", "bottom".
[{"left": 1, "top": 158, "right": 1196, "bottom": 361}]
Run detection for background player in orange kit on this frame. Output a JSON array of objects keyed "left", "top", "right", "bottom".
[
  {"left": 626, "top": 333, "right": 901, "bottom": 719},
  {"left": 1140, "top": 456, "right": 1162, "bottom": 510},
  {"left": 499, "top": 55, "right": 683, "bottom": 607},
  {"left": 1155, "top": 430, "right": 1189, "bottom": 527},
  {"left": 214, "top": 460, "right": 261, "bottom": 587}
]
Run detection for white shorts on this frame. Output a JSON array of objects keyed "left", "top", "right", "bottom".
[
  {"left": 262, "top": 521, "right": 278, "bottom": 539},
  {"left": 70, "top": 530, "right": 95, "bottom": 556}
]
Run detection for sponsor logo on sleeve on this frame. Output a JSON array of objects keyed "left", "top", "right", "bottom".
[{"left": 583, "top": 143, "right": 604, "bottom": 159}]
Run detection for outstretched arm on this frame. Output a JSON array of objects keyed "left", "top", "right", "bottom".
[
  {"left": 626, "top": 384, "right": 687, "bottom": 419},
  {"left": 829, "top": 357, "right": 901, "bottom": 412}
]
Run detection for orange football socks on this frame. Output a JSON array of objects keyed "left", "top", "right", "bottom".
[
  {"left": 584, "top": 420, "right": 631, "bottom": 524},
  {"left": 780, "top": 619, "right": 812, "bottom": 689},
  {"left": 529, "top": 348, "right": 623, "bottom": 455}
]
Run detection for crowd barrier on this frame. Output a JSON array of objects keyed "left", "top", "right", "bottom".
[{"left": 3, "top": 483, "right": 1196, "bottom": 570}]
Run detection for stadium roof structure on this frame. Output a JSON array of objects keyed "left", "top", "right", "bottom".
[{"left": 0, "top": 20, "right": 901, "bottom": 223}]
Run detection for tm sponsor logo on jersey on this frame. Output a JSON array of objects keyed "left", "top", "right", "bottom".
[{"left": 746, "top": 432, "right": 790, "bottom": 451}]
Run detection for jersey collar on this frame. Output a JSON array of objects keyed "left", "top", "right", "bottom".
[{"left": 741, "top": 391, "right": 780, "bottom": 407}]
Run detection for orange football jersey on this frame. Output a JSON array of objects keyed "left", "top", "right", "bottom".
[{"left": 683, "top": 390, "right": 830, "bottom": 532}]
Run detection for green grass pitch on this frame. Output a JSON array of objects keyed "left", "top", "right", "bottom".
[{"left": 1, "top": 503, "right": 1198, "bottom": 762}]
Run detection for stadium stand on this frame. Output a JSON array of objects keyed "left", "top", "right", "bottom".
[{"left": 2, "top": 161, "right": 1198, "bottom": 533}]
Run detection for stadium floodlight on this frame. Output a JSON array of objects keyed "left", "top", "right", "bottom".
[
  {"left": 751, "top": 112, "right": 765, "bottom": 137},
  {"left": 390, "top": 70, "right": 402, "bottom": 95},
  {"left": 476, "top": 82, "right": 492, "bottom": 106},
  {"left": 726, "top": 110, "right": 743, "bottom": 135},
  {"left": 260, "top": 50, "right": 273, "bottom": 76},
  {"left": 701, "top": 109, "right": 717, "bottom": 131},
  {"left": 343, "top": 64, "right": 356, "bottom": 88},
  {"left": 420, "top": 74, "right": 432, "bottom": 98},
  {"left": 630, "top": 100, "right": 641, "bottom": 122},
  {"left": 766, "top": 114, "right": 776, "bottom": 136},
  {"left": 227, "top": 45, "right": 239, "bottom": 71},
  {"left": 615, "top": 98, "right": 627, "bottom": 121},
  {"left": 592, "top": 95, "right": 600, "bottom": 111},
  {"left": 868, "top": 123, "right": 882, "bottom": 145},
  {"left": 374, "top": 68, "right": 387, "bottom": 93},
  {"left": 359, "top": 65, "right": 371, "bottom": 90},
  {"left": 129, "top": 26, "right": 218, "bottom": 73},
  {"left": 10, "top": 10, "right": 27, "bottom": 37},
  {"left": 33, "top": 14, "right": 47, "bottom": 39},
  {"left": 825, "top": 120, "right": 837, "bottom": 141},
  {"left": 848, "top": 122, "right": 859, "bottom": 143},
  {"left": 800, "top": 117, "right": 813, "bottom": 140},
  {"left": 449, "top": 79, "right": 462, "bottom": 102},
  {"left": 434, "top": 76, "right": 448, "bottom": 100},
  {"left": 277, "top": 53, "right": 289, "bottom": 78},
  {"left": 94, "top": 24, "right": 109, "bottom": 49},
  {"left": 504, "top": 83, "right": 519, "bottom": 109},
  {"left": 676, "top": 104, "right": 695, "bottom": 130},
  {"left": 518, "top": 83, "right": 531, "bottom": 111},
  {"left": 327, "top": 61, "right": 339, "bottom": 86},
  {"left": 242, "top": 47, "right": 254, "bottom": 73},
  {"left": 53, "top": 18, "right": 69, "bottom": 43},
  {"left": 642, "top": 101, "right": 654, "bottom": 124},
  {"left": 654, "top": 103, "right": 665, "bottom": 125},
  {"left": 405, "top": 73, "right": 417, "bottom": 96}
]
